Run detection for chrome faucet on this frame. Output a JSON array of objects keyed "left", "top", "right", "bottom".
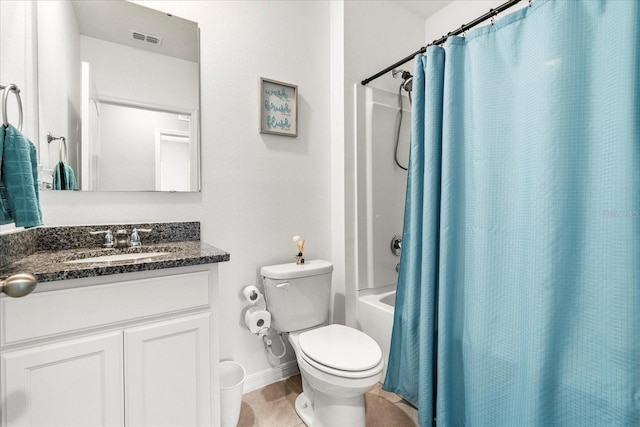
[
  {"left": 90, "top": 229, "right": 114, "bottom": 248},
  {"left": 130, "top": 228, "right": 152, "bottom": 247},
  {"left": 90, "top": 228, "right": 153, "bottom": 248},
  {"left": 114, "top": 230, "right": 130, "bottom": 248}
]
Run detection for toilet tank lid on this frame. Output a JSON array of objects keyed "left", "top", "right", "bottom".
[{"left": 260, "top": 259, "right": 333, "bottom": 280}]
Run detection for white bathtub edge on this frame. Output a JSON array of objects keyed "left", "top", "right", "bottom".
[{"left": 356, "top": 284, "right": 396, "bottom": 380}]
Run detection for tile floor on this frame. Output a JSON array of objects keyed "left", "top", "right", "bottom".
[{"left": 238, "top": 375, "right": 418, "bottom": 427}]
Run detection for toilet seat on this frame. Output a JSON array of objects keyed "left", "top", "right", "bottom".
[
  {"left": 299, "top": 350, "right": 384, "bottom": 379},
  {"left": 298, "top": 324, "right": 383, "bottom": 379}
]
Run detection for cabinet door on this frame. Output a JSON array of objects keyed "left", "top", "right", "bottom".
[
  {"left": 124, "top": 314, "right": 211, "bottom": 426},
  {"left": 2, "top": 332, "right": 124, "bottom": 427}
]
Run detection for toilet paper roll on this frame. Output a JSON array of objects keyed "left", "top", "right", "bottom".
[
  {"left": 244, "top": 307, "right": 271, "bottom": 334},
  {"left": 243, "top": 285, "right": 262, "bottom": 305}
]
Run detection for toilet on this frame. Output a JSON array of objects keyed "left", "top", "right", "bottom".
[{"left": 261, "top": 260, "right": 383, "bottom": 427}]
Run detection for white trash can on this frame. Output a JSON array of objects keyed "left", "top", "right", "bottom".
[{"left": 220, "top": 360, "right": 246, "bottom": 427}]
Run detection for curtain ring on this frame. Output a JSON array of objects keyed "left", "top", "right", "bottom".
[{"left": 1, "top": 84, "right": 23, "bottom": 132}]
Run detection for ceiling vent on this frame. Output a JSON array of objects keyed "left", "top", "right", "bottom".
[{"left": 130, "top": 30, "right": 162, "bottom": 46}]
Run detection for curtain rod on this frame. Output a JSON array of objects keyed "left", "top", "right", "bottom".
[{"left": 361, "top": 0, "right": 524, "bottom": 86}]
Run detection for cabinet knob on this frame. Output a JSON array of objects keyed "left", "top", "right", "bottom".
[{"left": 1, "top": 273, "right": 37, "bottom": 298}]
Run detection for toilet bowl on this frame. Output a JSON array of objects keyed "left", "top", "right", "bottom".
[
  {"left": 288, "top": 325, "right": 384, "bottom": 427},
  {"left": 260, "top": 260, "right": 384, "bottom": 427}
]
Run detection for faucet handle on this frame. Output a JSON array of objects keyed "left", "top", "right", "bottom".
[
  {"left": 130, "top": 228, "right": 152, "bottom": 247},
  {"left": 90, "top": 230, "right": 114, "bottom": 248}
]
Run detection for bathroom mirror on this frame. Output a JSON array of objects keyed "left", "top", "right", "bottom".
[{"left": 36, "top": 0, "right": 200, "bottom": 192}]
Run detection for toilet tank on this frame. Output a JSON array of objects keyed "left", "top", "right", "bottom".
[{"left": 260, "top": 260, "right": 333, "bottom": 332}]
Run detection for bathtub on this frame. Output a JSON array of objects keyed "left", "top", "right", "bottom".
[{"left": 356, "top": 284, "right": 396, "bottom": 379}]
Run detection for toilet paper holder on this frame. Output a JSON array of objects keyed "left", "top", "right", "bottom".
[
  {"left": 243, "top": 285, "right": 263, "bottom": 305},
  {"left": 242, "top": 285, "right": 286, "bottom": 358},
  {"left": 244, "top": 306, "right": 271, "bottom": 334}
]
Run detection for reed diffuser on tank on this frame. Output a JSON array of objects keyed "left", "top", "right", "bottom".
[{"left": 293, "top": 235, "right": 305, "bottom": 264}]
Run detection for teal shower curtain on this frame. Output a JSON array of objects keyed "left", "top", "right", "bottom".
[{"left": 384, "top": 1, "right": 639, "bottom": 426}]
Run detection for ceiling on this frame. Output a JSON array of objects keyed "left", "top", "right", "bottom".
[
  {"left": 71, "top": 0, "right": 198, "bottom": 63},
  {"left": 394, "top": 0, "right": 454, "bottom": 19},
  {"left": 68, "top": 1, "right": 451, "bottom": 65}
]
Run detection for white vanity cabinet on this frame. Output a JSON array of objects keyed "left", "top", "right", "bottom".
[
  {"left": 124, "top": 314, "right": 211, "bottom": 426},
  {"left": 3, "top": 331, "right": 124, "bottom": 426},
  {"left": 0, "top": 266, "right": 220, "bottom": 427}
]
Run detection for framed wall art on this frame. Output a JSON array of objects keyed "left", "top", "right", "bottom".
[{"left": 259, "top": 77, "right": 298, "bottom": 137}]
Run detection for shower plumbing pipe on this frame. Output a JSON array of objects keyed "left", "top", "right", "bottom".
[{"left": 361, "top": 0, "right": 524, "bottom": 86}]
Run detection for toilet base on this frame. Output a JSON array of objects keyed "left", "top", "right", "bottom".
[
  {"left": 295, "top": 393, "right": 313, "bottom": 426},
  {"left": 294, "top": 391, "right": 366, "bottom": 427}
]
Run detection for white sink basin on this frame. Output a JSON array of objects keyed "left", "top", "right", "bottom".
[{"left": 65, "top": 252, "right": 169, "bottom": 264}]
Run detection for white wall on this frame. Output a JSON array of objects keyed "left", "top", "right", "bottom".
[
  {"left": 341, "top": 1, "right": 426, "bottom": 326},
  {"left": 81, "top": 36, "right": 198, "bottom": 112},
  {"left": 360, "top": 87, "right": 410, "bottom": 290},
  {"left": 97, "top": 104, "right": 189, "bottom": 191},
  {"left": 1, "top": 0, "right": 431, "bottom": 384},
  {"left": 0, "top": 1, "right": 38, "bottom": 234},
  {"left": 38, "top": 0, "right": 332, "bottom": 379},
  {"left": 36, "top": 0, "right": 81, "bottom": 175},
  {"left": 0, "top": 1, "right": 38, "bottom": 140}
]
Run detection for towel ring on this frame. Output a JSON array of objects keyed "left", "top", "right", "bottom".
[
  {"left": 47, "top": 132, "right": 68, "bottom": 163},
  {"left": 1, "top": 84, "right": 23, "bottom": 132},
  {"left": 59, "top": 137, "right": 67, "bottom": 163}
]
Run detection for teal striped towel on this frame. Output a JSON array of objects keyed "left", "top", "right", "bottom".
[
  {"left": 0, "top": 124, "right": 43, "bottom": 228},
  {"left": 52, "top": 161, "right": 77, "bottom": 190}
]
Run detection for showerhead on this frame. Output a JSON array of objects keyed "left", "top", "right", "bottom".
[
  {"left": 392, "top": 69, "right": 405, "bottom": 78},
  {"left": 392, "top": 69, "right": 413, "bottom": 92},
  {"left": 392, "top": 69, "right": 413, "bottom": 81}
]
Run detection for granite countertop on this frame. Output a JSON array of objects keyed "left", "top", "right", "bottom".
[
  {"left": 0, "top": 222, "right": 230, "bottom": 284},
  {"left": 0, "top": 241, "right": 230, "bottom": 283}
]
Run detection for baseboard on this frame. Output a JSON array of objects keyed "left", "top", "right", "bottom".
[{"left": 242, "top": 360, "right": 300, "bottom": 394}]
